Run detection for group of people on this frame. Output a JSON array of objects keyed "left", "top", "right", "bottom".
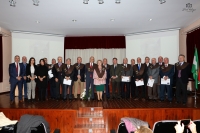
[{"left": 9, "top": 54, "right": 191, "bottom": 105}]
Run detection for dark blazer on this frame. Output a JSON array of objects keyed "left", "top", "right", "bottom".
[
  {"left": 175, "top": 62, "right": 191, "bottom": 84},
  {"left": 159, "top": 64, "right": 174, "bottom": 85},
  {"left": 52, "top": 63, "right": 66, "bottom": 79},
  {"left": 9, "top": 63, "right": 25, "bottom": 83},
  {"left": 133, "top": 64, "right": 147, "bottom": 80},
  {"left": 36, "top": 65, "right": 48, "bottom": 88},
  {"left": 110, "top": 64, "right": 122, "bottom": 82},
  {"left": 73, "top": 63, "right": 85, "bottom": 82},
  {"left": 62, "top": 65, "right": 75, "bottom": 80},
  {"left": 103, "top": 64, "right": 111, "bottom": 81},
  {"left": 26, "top": 64, "right": 37, "bottom": 82},
  {"left": 85, "top": 63, "right": 97, "bottom": 79}
]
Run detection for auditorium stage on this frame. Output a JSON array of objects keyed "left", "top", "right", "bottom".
[{"left": 0, "top": 93, "right": 200, "bottom": 133}]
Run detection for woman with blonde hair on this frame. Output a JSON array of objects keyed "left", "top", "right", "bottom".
[{"left": 93, "top": 60, "right": 107, "bottom": 101}]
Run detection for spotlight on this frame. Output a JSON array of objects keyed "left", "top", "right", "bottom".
[
  {"left": 159, "top": 0, "right": 166, "bottom": 4},
  {"left": 83, "top": 0, "right": 89, "bottom": 4},
  {"left": 33, "top": 0, "right": 39, "bottom": 6},
  {"left": 9, "top": 0, "right": 16, "bottom": 7},
  {"left": 115, "top": 0, "right": 120, "bottom": 4},
  {"left": 98, "top": 0, "right": 104, "bottom": 4}
]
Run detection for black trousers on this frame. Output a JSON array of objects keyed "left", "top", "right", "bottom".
[
  {"left": 55, "top": 77, "right": 63, "bottom": 99},
  {"left": 135, "top": 85, "right": 146, "bottom": 99},
  {"left": 111, "top": 80, "right": 121, "bottom": 98},
  {"left": 38, "top": 87, "right": 46, "bottom": 101},
  {"left": 176, "top": 78, "right": 187, "bottom": 103},
  {"left": 130, "top": 77, "right": 136, "bottom": 98},
  {"left": 121, "top": 82, "right": 130, "bottom": 98}
]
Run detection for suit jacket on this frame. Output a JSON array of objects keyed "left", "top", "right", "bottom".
[
  {"left": 9, "top": 63, "right": 25, "bottom": 83},
  {"left": 103, "top": 64, "right": 111, "bottom": 81},
  {"left": 62, "top": 65, "right": 75, "bottom": 80},
  {"left": 52, "top": 63, "right": 66, "bottom": 79},
  {"left": 132, "top": 63, "right": 147, "bottom": 80},
  {"left": 175, "top": 62, "right": 191, "bottom": 84},
  {"left": 147, "top": 64, "right": 160, "bottom": 83},
  {"left": 73, "top": 63, "right": 85, "bottom": 82},
  {"left": 121, "top": 64, "right": 133, "bottom": 82},
  {"left": 85, "top": 63, "right": 97, "bottom": 79},
  {"left": 110, "top": 64, "right": 122, "bottom": 82},
  {"left": 26, "top": 64, "right": 37, "bottom": 82},
  {"left": 145, "top": 63, "right": 152, "bottom": 81},
  {"left": 159, "top": 64, "right": 174, "bottom": 85}
]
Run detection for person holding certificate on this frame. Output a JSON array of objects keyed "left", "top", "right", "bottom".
[
  {"left": 159, "top": 57, "right": 174, "bottom": 103},
  {"left": 175, "top": 54, "right": 191, "bottom": 105},
  {"left": 62, "top": 58, "right": 74, "bottom": 101},
  {"left": 147, "top": 58, "right": 159, "bottom": 101},
  {"left": 133, "top": 57, "right": 147, "bottom": 101},
  {"left": 121, "top": 58, "right": 133, "bottom": 99},
  {"left": 93, "top": 60, "right": 107, "bottom": 101},
  {"left": 52, "top": 56, "right": 66, "bottom": 101}
]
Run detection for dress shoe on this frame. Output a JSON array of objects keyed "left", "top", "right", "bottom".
[
  {"left": 19, "top": 100, "right": 23, "bottom": 103},
  {"left": 10, "top": 100, "right": 14, "bottom": 104},
  {"left": 159, "top": 100, "right": 164, "bottom": 102},
  {"left": 134, "top": 98, "right": 138, "bottom": 101},
  {"left": 142, "top": 98, "right": 146, "bottom": 101}
]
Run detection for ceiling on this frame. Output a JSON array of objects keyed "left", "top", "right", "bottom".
[{"left": 0, "top": 0, "right": 200, "bottom": 36}]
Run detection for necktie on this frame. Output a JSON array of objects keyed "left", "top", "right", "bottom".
[
  {"left": 78, "top": 64, "right": 80, "bottom": 75},
  {"left": 178, "top": 70, "right": 181, "bottom": 78},
  {"left": 138, "top": 64, "right": 140, "bottom": 70},
  {"left": 90, "top": 63, "right": 92, "bottom": 68},
  {"left": 68, "top": 65, "right": 69, "bottom": 69},
  {"left": 165, "top": 64, "right": 167, "bottom": 67},
  {"left": 16, "top": 63, "right": 18, "bottom": 75}
]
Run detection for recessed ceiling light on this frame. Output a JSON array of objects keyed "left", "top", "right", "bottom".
[
  {"left": 149, "top": 19, "right": 153, "bottom": 21},
  {"left": 110, "top": 19, "right": 115, "bottom": 21},
  {"left": 115, "top": 0, "right": 120, "bottom": 4},
  {"left": 72, "top": 20, "right": 77, "bottom": 22},
  {"left": 35, "top": 20, "right": 40, "bottom": 23}
]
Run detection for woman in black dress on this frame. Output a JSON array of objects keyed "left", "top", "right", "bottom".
[{"left": 36, "top": 59, "right": 48, "bottom": 101}]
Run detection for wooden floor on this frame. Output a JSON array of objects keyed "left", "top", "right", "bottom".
[
  {"left": 0, "top": 93, "right": 200, "bottom": 109},
  {"left": 0, "top": 93, "right": 200, "bottom": 133}
]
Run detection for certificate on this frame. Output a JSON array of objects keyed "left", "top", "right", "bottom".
[
  {"left": 135, "top": 80, "right": 144, "bottom": 86},
  {"left": 48, "top": 70, "right": 53, "bottom": 79},
  {"left": 63, "top": 79, "right": 72, "bottom": 85},
  {"left": 147, "top": 79, "right": 154, "bottom": 87},
  {"left": 161, "top": 78, "right": 170, "bottom": 85},
  {"left": 121, "top": 76, "right": 130, "bottom": 82}
]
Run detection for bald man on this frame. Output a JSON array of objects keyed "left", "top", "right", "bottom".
[{"left": 121, "top": 58, "right": 133, "bottom": 99}]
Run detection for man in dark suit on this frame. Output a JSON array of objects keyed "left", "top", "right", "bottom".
[
  {"left": 85, "top": 56, "right": 97, "bottom": 100},
  {"left": 144, "top": 56, "right": 151, "bottom": 99},
  {"left": 157, "top": 56, "right": 164, "bottom": 99},
  {"left": 73, "top": 57, "right": 85, "bottom": 100},
  {"left": 159, "top": 57, "right": 174, "bottom": 103},
  {"left": 110, "top": 58, "right": 122, "bottom": 99},
  {"left": 22, "top": 56, "right": 28, "bottom": 101},
  {"left": 121, "top": 58, "right": 133, "bottom": 99},
  {"left": 52, "top": 56, "right": 66, "bottom": 101},
  {"left": 103, "top": 58, "right": 110, "bottom": 100},
  {"left": 9, "top": 55, "right": 25, "bottom": 104},
  {"left": 49, "top": 58, "right": 56, "bottom": 100},
  {"left": 133, "top": 57, "right": 147, "bottom": 101},
  {"left": 130, "top": 59, "right": 136, "bottom": 98},
  {"left": 175, "top": 54, "right": 191, "bottom": 105}
]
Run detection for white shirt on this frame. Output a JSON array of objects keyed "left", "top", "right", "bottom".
[
  {"left": 67, "top": 65, "right": 70, "bottom": 68},
  {"left": 90, "top": 63, "right": 93, "bottom": 66},
  {"left": 30, "top": 65, "right": 35, "bottom": 73},
  {"left": 146, "top": 63, "right": 149, "bottom": 66},
  {"left": 124, "top": 64, "right": 127, "bottom": 67},
  {"left": 15, "top": 62, "right": 20, "bottom": 76},
  {"left": 165, "top": 64, "right": 168, "bottom": 67}
]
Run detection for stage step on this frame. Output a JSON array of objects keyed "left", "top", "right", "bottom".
[
  {"left": 74, "top": 107, "right": 106, "bottom": 133},
  {"left": 78, "top": 107, "right": 103, "bottom": 117}
]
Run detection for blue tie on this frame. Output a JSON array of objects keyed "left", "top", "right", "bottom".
[{"left": 138, "top": 64, "right": 140, "bottom": 70}]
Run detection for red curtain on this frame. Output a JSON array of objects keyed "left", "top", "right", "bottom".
[
  {"left": 0, "top": 36, "right": 2, "bottom": 82},
  {"left": 64, "top": 36, "right": 125, "bottom": 49},
  {"left": 186, "top": 28, "right": 200, "bottom": 64}
]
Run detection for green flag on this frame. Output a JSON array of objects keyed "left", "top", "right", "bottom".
[{"left": 191, "top": 47, "right": 199, "bottom": 89}]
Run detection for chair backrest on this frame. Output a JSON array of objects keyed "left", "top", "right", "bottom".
[
  {"left": 193, "top": 120, "right": 200, "bottom": 133},
  {"left": 117, "top": 122, "right": 128, "bottom": 133},
  {"left": 30, "top": 123, "right": 47, "bottom": 133},
  {"left": 153, "top": 120, "right": 191, "bottom": 133}
]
